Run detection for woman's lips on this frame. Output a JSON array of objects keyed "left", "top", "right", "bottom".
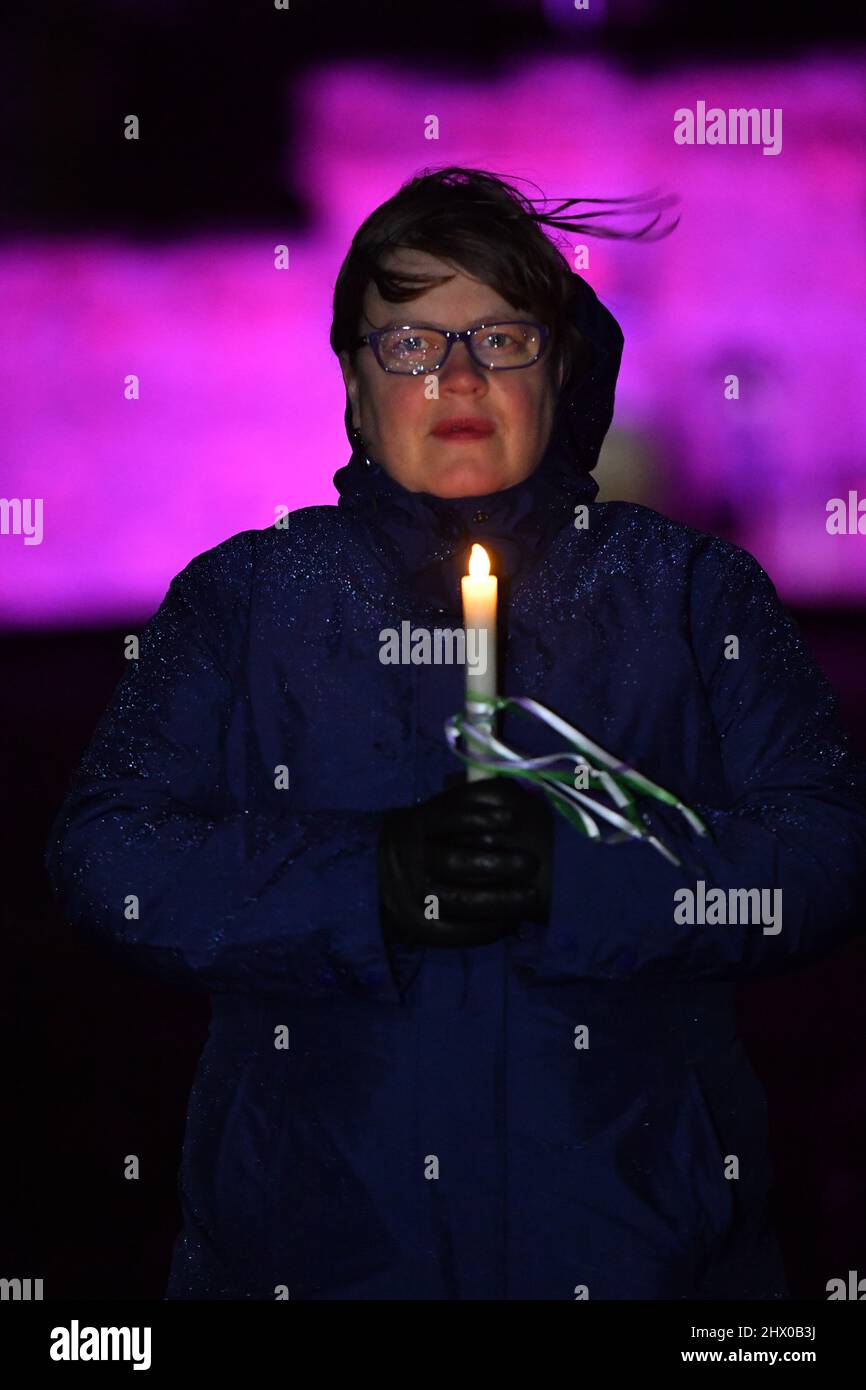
[{"left": 431, "top": 418, "right": 495, "bottom": 440}]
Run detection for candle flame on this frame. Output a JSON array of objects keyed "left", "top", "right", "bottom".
[{"left": 468, "top": 543, "right": 490, "bottom": 579}]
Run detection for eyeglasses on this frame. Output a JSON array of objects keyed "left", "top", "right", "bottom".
[{"left": 355, "top": 320, "right": 550, "bottom": 374}]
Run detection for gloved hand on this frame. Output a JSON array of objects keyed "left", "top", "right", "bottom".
[{"left": 378, "top": 775, "right": 553, "bottom": 949}]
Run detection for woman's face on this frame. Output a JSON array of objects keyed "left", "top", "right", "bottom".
[{"left": 339, "top": 248, "right": 564, "bottom": 498}]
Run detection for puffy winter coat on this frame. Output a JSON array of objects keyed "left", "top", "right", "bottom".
[{"left": 45, "top": 273, "right": 866, "bottom": 1300}]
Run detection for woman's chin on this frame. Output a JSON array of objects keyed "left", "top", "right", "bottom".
[{"left": 422, "top": 457, "right": 512, "bottom": 499}]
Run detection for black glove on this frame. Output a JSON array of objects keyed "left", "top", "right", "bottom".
[{"left": 378, "top": 776, "right": 553, "bottom": 949}]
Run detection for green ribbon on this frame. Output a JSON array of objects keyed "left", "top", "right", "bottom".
[{"left": 446, "top": 693, "right": 711, "bottom": 868}]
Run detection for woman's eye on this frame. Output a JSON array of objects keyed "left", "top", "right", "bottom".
[{"left": 483, "top": 332, "right": 516, "bottom": 351}]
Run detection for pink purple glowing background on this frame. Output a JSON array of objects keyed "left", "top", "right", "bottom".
[{"left": 2, "top": 55, "right": 865, "bottom": 627}]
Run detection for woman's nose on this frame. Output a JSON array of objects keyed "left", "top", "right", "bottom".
[{"left": 438, "top": 339, "right": 488, "bottom": 386}]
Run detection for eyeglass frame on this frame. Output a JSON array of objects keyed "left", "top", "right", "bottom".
[{"left": 354, "top": 320, "right": 551, "bottom": 374}]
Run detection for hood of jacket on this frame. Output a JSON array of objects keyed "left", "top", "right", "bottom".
[{"left": 332, "top": 271, "right": 624, "bottom": 614}]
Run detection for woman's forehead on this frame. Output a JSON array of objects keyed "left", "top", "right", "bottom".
[{"left": 362, "top": 274, "right": 520, "bottom": 329}]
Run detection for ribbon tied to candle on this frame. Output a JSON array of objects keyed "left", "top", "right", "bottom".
[{"left": 456, "top": 543, "right": 711, "bottom": 868}]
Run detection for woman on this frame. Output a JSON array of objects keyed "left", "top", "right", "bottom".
[{"left": 45, "top": 166, "right": 866, "bottom": 1300}]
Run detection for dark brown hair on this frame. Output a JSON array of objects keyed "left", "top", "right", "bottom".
[{"left": 330, "top": 164, "right": 679, "bottom": 389}]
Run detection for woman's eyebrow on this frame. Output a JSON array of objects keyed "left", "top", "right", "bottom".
[{"left": 379, "top": 315, "right": 511, "bottom": 330}]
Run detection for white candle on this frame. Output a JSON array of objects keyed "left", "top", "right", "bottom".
[{"left": 461, "top": 543, "right": 498, "bottom": 781}]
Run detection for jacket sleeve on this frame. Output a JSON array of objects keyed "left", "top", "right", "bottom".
[
  {"left": 43, "top": 549, "right": 413, "bottom": 1002},
  {"left": 519, "top": 537, "right": 866, "bottom": 983}
]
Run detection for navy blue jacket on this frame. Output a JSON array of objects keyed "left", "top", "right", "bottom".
[{"left": 45, "top": 273, "right": 866, "bottom": 1299}]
